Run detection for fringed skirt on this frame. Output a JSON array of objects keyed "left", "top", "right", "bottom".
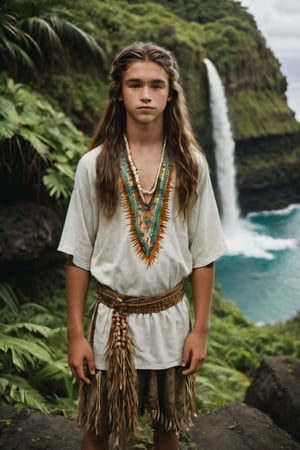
[
  {"left": 77, "top": 366, "right": 195, "bottom": 444},
  {"left": 77, "top": 282, "right": 195, "bottom": 447}
]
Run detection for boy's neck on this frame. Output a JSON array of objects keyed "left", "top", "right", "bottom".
[{"left": 125, "top": 124, "right": 164, "bottom": 152}]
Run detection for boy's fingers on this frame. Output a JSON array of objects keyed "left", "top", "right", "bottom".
[
  {"left": 86, "top": 354, "right": 96, "bottom": 375},
  {"left": 182, "top": 348, "right": 191, "bottom": 368}
]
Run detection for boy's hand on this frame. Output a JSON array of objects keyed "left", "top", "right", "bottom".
[
  {"left": 181, "top": 330, "right": 207, "bottom": 375},
  {"left": 68, "top": 336, "right": 96, "bottom": 384}
]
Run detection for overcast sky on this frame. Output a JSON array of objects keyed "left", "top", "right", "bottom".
[
  {"left": 236, "top": 0, "right": 300, "bottom": 118},
  {"left": 237, "top": 0, "right": 300, "bottom": 59}
]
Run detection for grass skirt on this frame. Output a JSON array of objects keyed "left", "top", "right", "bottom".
[{"left": 77, "top": 367, "right": 195, "bottom": 447}]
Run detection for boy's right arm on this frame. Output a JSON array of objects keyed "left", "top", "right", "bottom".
[{"left": 66, "top": 256, "right": 95, "bottom": 384}]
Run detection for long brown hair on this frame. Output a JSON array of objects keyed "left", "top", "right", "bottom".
[{"left": 88, "top": 41, "right": 202, "bottom": 218}]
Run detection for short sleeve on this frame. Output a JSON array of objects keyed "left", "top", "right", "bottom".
[
  {"left": 188, "top": 153, "right": 227, "bottom": 267},
  {"left": 57, "top": 147, "right": 100, "bottom": 271}
]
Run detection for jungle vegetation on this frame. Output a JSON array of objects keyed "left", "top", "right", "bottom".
[
  {"left": 0, "top": 1, "right": 300, "bottom": 448},
  {"left": 1, "top": 276, "right": 299, "bottom": 448}
]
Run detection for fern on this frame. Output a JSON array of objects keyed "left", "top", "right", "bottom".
[
  {"left": 1, "top": 374, "right": 50, "bottom": 413},
  {"left": 0, "top": 331, "right": 51, "bottom": 370},
  {"left": 0, "top": 282, "right": 19, "bottom": 312},
  {"left": 2, "top": 322, "right": 53, "bottom": 337},
  {"left": 0, "top": 73, "right": 87, "bottom": 203}
]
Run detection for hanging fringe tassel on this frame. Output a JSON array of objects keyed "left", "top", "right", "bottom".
[
  {"left": 77, "top": 371, "right": 110, "bottom": 437},
  {"left": 76, "top": 302, "right": 110, "bottom": 438},
  {"left": 148, "top": 372, "right": 196, "bottom": 432},
  {"left": 105, "top": 298, "right": 140, "bottom": 447}
]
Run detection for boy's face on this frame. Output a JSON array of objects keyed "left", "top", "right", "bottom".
[{"left": 120, "top": 60, "right": 171, "bottom": 127}]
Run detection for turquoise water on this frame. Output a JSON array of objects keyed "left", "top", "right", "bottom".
[{"left": 215, "top": 204, "right": 300, "bottom": 324}]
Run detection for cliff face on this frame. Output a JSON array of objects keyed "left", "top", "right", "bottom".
[
  {"left": 226, "top": 63, "right": 300, "bottom": 213},
  {"left": 236, "top": 135, "right": 300, "bottom": 214},
  {"left": 191, "top": 1, "right": 300, "bottom": 213},
  {"left": 42, "top": 0, "right": 300, "bottom": 214},
  {"left": 199, "top": 5, "right": 300, "bottom": 214}
]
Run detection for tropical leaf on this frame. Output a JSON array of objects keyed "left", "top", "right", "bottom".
[
  {"left": 195, "top": 375, "right": 218, "bottom": 392},
  {"left": 43, "top": 168, "right": 74, "bottom": 198},
  {"left": 0, "top": 332, "right": 51, "bottom": 370},
  {"left": 33, "top": 359, "right": 70, "bottom": 383},
  {"left": 0, "top": 377, "right": 9, "bottom": 394},
  {"left": 18, "top": 128, "right": 49, "bottom": 157},
  {"left": 20, "top": 16, "right": 63, "bottom": 53},
  {"left": 203, "top": 362, "right": 249, "bottom": 383},
  {"left": 2, "top": 322, "right": 53, "bottom": 338},
  {"left": 0, "top": 10, "right": 38, "bottom": 77},
  {"left": 0, "top": 119, "right": 19, "bottom": 138},
  {"left": 0, "top": 96, "right": 18, "bottom": 119},
  {"left": 0, "top": 283, "right": 19, "bottom": 312},
  {"left": 1, "top": 373, "right": 50, "bottom": 413},
  {"left": 0, "top": 73, "right": 86, "bottom": 201},
  {"left": 0, "top": 1, "right": 106, "bottom": 79}
]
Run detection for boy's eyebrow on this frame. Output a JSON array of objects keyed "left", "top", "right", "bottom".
[{"left": 125, "top": 77, "right": 167, "bottom": 85}]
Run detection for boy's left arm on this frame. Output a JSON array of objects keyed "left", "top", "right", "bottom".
[{"left": 182, "top": 262, "right": 214, "bottom": 375}]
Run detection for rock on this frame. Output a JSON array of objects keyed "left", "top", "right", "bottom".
[
  {"left": 0, "top": 405, "right": 83, "bottom": 450},
  {"left": 0, "top": 202, "right": 63, "bottom": 296},
  {"left": 2, "top": 402, "right": 300, "bottom": 450},
  {"left": 244, "top": 356, "right": 300, "bottom": 443},
  {"left": 190, "top": 403, "right": 300, "bottom": 450},
  {"left": 235, "top": 133, "right": 300, "bottom": 215},
  {"left": 0, "top": 203, "right": 61, "bottom": 265}
]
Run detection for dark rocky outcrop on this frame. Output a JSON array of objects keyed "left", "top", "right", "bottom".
[
  {"left": 190, "top": 403, "right": 300, "bottom": 450},
  {"left": 235, "top": 134, "right": 300, "bottom": 214},
  {"left": 245, "top": 356, "right": 300, "bottom": 443},
  {"left": 0, "top": 203, "right": 61, "bottom": 265},
  {"left": 0, "top": 405, "right": 82, "bottom": 450},
  {"left": 0, "top": 202, "right": 63, "bottom": 297},
  {"left": 1, "top": 402, "right": 300, "bottom": 450}
]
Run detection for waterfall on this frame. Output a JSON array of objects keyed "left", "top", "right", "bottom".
[
  {"left": 204, "top": 58, "right": 297, "bottom": 258},
  {"left": 203, "top": 58, "right": 241, "bottom": 236}
]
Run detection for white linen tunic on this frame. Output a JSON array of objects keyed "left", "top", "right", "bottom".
[{"left": 58, "top": 145, "right": 227, "bottom": 370}]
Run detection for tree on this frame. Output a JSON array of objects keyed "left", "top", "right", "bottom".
[{"left": 0, "top": 0, "right": 106, "bottom": 82}]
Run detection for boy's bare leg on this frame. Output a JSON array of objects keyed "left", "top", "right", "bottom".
[
  {"left": 153, "top": 425, "right": 179, "bottom": 450},
  {"left": 82, "top": 430, "right": 109, "bottom": 450}
]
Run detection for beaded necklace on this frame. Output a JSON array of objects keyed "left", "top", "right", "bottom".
[
  {"left": 123, "top": 134, "right": 167, "bottom": 203},
  {"left": 120, "top": 141, "right": 172, "bottom": 266}
]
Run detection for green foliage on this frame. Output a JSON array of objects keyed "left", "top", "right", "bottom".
[
  {"left": 186, "top": 283, "right": 300, "bottom": 412},
  {"left": 0, "top": 374, "right": 49, "bottom": 413},
  {"left": 0, "top": 280, "right": 77, "bottom": 416},
  {"left": 229, "top": 89, "right": 299, "bottom": 139},
  {"left": 44, "top": 73, "right": 108, "bottom": 134},
  {"left": 0, "top": 72, "right": 86, "bottom": 203},
  {"left": 1, "top": 275, "right": 299, "bottom": 423},
  {"left": 128, "top": 0, "right": 256, "bottom": 25},
  {"left": 0, "top": 0, "right": 106, "bottom": 81}
]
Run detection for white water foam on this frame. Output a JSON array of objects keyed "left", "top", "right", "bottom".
[
  {"left": 224, "top": 218, "right": 297, "bottom": 260},
  {"left": 248, "top": 203, "right": 300, "bottom": 218},
  {"left": 204, "top": 58, "right": 298, "bottom": 259}
]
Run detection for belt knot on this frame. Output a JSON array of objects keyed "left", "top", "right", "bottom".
[{"left": 112, "top": 299, "right": 128, "bottom": 349}]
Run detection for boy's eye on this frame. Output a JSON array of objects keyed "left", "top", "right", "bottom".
[{"left": 129, "top": 83, "right": 141, "bottom": 89}]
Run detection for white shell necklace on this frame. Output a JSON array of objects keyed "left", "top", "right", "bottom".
[{"left": 123, "top": 134, "right": 167, "bottom": 203}]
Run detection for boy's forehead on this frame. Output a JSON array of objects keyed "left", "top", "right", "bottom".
[{"left": 123, "top": 60, "right": 169, "bottom": 81}]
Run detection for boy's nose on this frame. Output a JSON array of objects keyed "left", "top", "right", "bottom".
[{"left": 140, "top": 86, "right": 151, "bottom": 100}]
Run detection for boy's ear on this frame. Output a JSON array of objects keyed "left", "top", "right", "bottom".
[{"left": 118, "top": 97, "right": 123, "bottom": 101}]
